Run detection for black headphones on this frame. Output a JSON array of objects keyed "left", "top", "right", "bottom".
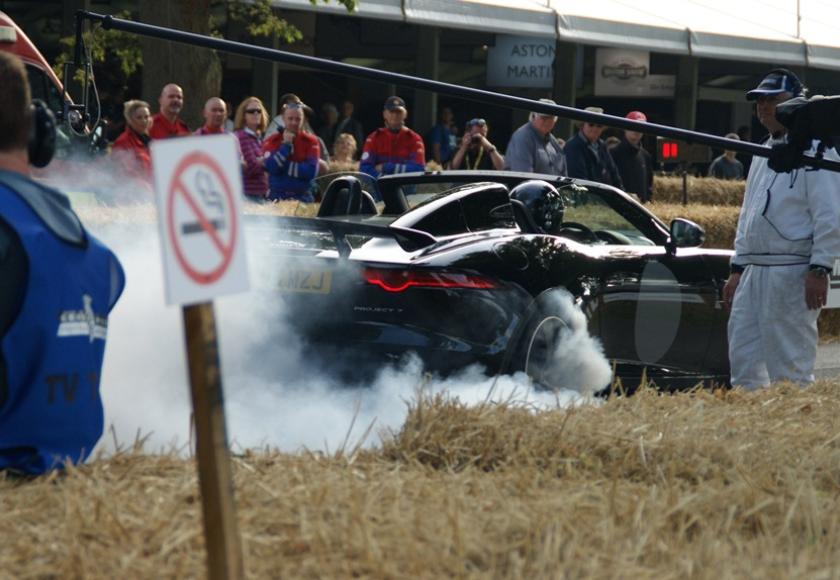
[{"left": 28, "top": 99, "right": 56, "bottom": 168}]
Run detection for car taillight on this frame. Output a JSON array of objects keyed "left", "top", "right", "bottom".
[{"left": 362, "top": 267, "right": 498, "bottom": 292}]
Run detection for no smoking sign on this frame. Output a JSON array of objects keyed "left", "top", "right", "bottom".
[{"left": 152, "top": 135, "right": 249, "bottom": 305}]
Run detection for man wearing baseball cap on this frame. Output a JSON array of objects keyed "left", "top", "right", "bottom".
[
  {"left": 723, "top": 68, "right": 840, "bottom": 389},
  {"left": 609, "top": 110, "right": 653, "bottom": 202},
  {"left": 360, "top": 96, "right": 425, "bottom": 179}
]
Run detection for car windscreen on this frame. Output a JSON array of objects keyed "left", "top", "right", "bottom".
[
  {"left": 381, "top": 173, "right": 668, "bottom": 245},
  {"left": 561, "top": 185, "right": 658, "bottom": 245},
  {"left": 394, "top": 181, "right": 465, "bottom": 208}
]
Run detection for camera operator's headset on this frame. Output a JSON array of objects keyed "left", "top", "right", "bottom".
[{"left": 28, "top": 99, "right": 57, "bottom": 168}]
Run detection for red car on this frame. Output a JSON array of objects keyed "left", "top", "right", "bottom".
[
  {"left": 0, "top": 11, "right": 67, "bottom": 119},
  {"left": 1, "top": 11, "right": 102, "bottom": 185}
]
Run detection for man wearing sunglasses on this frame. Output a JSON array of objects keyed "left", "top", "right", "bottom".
[
  {"left": 564, "top": 106, "right": 623, "bottom": 189},
  {"left": 262, "top": 101, "right": 321, "bottom": 202},
  {"left": 723, "top": 68, "right": 840, "bottom": 390},
  {"left": 450, "top": 118, "right": 504, "bottom": 171},
  {"left": 504, "top": 98, "right": 566, "bottom": 176}
]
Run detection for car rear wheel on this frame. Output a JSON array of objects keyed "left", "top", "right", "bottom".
[
  {"left": 522, "top": 314, "right": 570, "bottom": 390},
  {"left": 508, "top": 293, "right": 613, "bottom": 394}
]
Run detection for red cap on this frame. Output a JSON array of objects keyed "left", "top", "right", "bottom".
[{"left": 626, "top": 110, "right": 647, "bottom": 122}]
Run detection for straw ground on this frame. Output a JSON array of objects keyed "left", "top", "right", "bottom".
[
  {"left": 9, "top": 200, "right": 835, "bottom": 577},
  {"left": 2, "top": 382, "right": 840, "bottom": 578}
]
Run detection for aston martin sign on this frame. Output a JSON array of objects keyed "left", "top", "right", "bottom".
[{"left": 487, "top": 35, "right": 555, "bottom": 88}]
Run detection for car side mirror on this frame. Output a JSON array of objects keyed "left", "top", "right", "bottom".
[{"left": 666, "top": 218, "right": 705, "bottom": 254}]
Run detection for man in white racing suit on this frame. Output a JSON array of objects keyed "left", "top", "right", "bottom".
[{"left": 723, "top": 69, "right": 840, "bottom": 389}]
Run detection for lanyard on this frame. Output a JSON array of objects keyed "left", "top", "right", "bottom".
[{"left": 468, "top": 148, "right": 485, "bottom": 170}]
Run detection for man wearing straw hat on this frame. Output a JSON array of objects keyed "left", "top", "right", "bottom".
[
  {"left": 564, "top": 106, "right": 623, "bottom": 188},
  {"left": 504, "top": 98, "right": 566, "bottom": 176}
]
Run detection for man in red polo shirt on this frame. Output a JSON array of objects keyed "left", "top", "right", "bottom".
[
  {"left": 194, "top": 97, "right": 228, "bottom": 135},
  {"left": 194, "top": 97, "right": 244, "bottom": 171},
  {"left": 149, "top": 83, "right": 190, "bottom": 139}
]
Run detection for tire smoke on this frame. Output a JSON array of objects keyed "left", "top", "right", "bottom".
[{"left": 85, "top": 216, "right": 610, "bottom": 455}]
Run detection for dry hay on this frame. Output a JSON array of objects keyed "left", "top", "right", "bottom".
[
  {"left": 3, "top": 382, "right": 840, "bottom": 579},
  {"left": 74, "top": 203, "right": 159, "bottom": 226},
  {"left": 653, "top": 175, "right": 745, "bottom": 206},
  {"left": 819, "top": 310, "right": 840, "bottom": 341},
  {"left": 647, "top": 202, "right": 740, "bottom": 250},
  {"left": 74, "top": 200, "right": 318, "bottom": 227}
]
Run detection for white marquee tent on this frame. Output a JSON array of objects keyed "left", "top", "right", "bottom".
[{"left": 278, "top": 0, "right": 840, "bottom": 70}]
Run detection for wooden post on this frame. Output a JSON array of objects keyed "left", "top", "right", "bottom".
[{"left": 182, "top": 302, "right": 244, "bottom": 580}]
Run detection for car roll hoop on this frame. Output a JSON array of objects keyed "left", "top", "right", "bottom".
[{"left": 317, "top": 175, "right": 377, "bottom": 218}]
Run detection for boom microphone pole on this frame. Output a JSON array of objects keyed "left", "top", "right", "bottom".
[
  {"left": 60, "top": 10, "right": 93, "bottom": 131},
  {"left": 75, "top": 10, "right": 840, "bottom": 173}
]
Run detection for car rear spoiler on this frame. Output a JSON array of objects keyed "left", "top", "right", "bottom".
[{"left": 244, "top": 214, "right": 438, "bottom": 257}]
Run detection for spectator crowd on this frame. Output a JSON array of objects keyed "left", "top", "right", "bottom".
[{"left": 107, "top": 83, "right": 748, "bottom": 204}]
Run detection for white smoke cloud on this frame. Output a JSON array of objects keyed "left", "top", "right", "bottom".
[
  {"left": 534, "top": 291, "right": 615, "bottom": 394},
  {"left": 40, "top": 154, "right": 154, "bottom": 207},
  {"left": 61, "top": 166, "right": 613, "bottom": 456}
]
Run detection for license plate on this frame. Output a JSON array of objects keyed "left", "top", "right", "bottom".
[{"left": 278, "top": 269, "right": 333, "bottom": 294}]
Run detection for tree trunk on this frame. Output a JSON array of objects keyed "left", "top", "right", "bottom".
[{"left": 140, "top": 0, "right": 222, "bottom": 130}]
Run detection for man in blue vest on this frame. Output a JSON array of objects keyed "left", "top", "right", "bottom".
[{"left": 0, "top": 52, "right": 125, "bottom": 475}]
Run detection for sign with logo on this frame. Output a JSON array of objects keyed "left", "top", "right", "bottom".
[
  {"left": 487, "top": 35, "right": 555, "bottom": 88},
  {"left": 57, "top": 294, "right": 107, "bottom": 342},
  {"left": 152, "top": 135, "right": 249, "bottom": 305},
  {"left": 594, "top": 48, "right": 675, "bottom": 98}
]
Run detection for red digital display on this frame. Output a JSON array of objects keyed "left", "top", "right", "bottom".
[{"left": 661, "top": 142, "right": 679, "bottom": 159}]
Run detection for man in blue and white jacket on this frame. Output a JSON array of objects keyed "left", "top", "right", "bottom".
[{"left": 723, "top": 69, "right": 840, "bottom": 389}]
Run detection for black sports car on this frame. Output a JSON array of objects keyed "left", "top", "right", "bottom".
[{"left": 248, "top": 171, "right": 732, "bottom": 391}]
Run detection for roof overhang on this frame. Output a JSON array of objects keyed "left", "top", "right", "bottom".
[{"left": 275, "top": 0, "right": 840, "bottom": 71}]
